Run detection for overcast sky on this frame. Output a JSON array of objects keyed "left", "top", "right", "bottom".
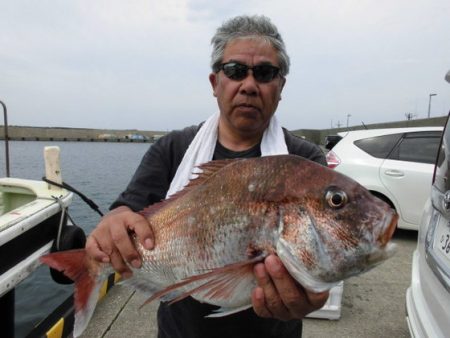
[{"left": 1, "top": 0, "right": 449, "bottom": 132}]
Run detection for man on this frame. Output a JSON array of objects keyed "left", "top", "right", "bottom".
[{"left": 86, "top": 15, "right": 329, "bottom": 337}]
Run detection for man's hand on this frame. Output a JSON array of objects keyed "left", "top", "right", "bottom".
[
  {"left": 252, "top": 254, "right": 329, "bottom": 320},
  {"left": 85, "top": 205, "right": 154, "bottom": 278}
]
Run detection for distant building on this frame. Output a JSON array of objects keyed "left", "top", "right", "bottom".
[
  {"left": 126, "top": 133, "right": 148, "bottom": 141},
  {"left": 98, "top": 133, "right": 118, "bottom": 140}
]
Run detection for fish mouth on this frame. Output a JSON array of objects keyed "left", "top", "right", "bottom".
[{"left": 378, "top": 211, "right": 398, "bottom": 247}]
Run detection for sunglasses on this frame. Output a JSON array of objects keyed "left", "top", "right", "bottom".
[{"left": 218, "top": 62, "right": 281, "bottom": 83}]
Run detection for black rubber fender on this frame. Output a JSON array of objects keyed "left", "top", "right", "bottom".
[{"left": 49, "top": 225, "right": 86, "bottom": 284}]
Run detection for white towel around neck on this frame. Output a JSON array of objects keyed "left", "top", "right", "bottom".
[{"left": 166, "top": 111, "right": 288, "bottom": 198}]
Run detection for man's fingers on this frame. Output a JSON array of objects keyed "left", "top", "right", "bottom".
[
  {"left": 264, "top": 255, "right": 305, "bottom": 311},
  {"left": 109, "top": 248, "right": 132, "bottom": 277},
  {"left": 85, "top": 207, "right": 154, "bottom": 277},
  {"left": 128, "top": 215, "right": 154, "bottom": 250},
  {"left": 251, "top": 287, "right": 272, "bottom": 318},
  {"left": 253, "top": 261, "right": 291, "bottom": 320},
  {"left": 110, "top": 222, "right": 141, "bottom": 268},
  {"left": 86, "top": 226, "right": 135, "bottom": 276},
  {"left": 304, "top": 289, "right": 329, "bottom": 309},
  {"left": 85, "top": 234, "right": 110, "bottom": 263},
  {"left": 264, "top": 255, "right": 330, "bottom": 318}
]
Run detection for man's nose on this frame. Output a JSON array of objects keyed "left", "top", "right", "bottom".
[{"left": 239, "top": 71, "right": 259, "bottom": 96}]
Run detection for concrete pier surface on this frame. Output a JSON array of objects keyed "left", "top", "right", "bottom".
[{"left": 80, "top": 229, "right": 416, "bottom": 338}]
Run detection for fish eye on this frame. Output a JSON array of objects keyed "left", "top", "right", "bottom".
[{"left": 325, "top": 189, "right": 348, "bottom": 209}]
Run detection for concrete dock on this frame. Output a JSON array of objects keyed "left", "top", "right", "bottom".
[{"left": 80, "top": 230, "right": 416, "bottom": 338}]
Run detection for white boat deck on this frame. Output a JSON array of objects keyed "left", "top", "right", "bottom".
[{"left": 0, "top": 177, "right": 72, "bottom": 298}]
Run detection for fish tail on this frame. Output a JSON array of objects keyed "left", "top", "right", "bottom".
[{"left": 40, "top": 249, "right": 106, "bottom": 337}]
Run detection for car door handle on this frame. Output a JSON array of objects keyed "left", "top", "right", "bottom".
[{"left": 384, "top": 169, "right": 404, "bottom": 177}]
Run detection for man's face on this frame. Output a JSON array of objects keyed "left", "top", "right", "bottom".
[{"left": 209, "top": 38, "right": 286, "bottom": 136}]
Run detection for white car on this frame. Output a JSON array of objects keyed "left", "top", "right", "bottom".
[
  {"left": 326, "top": 127, "right": 443, "bottom": 230},
  {"left": 406, "top": 71, "right": 450, "bottom": 337}
]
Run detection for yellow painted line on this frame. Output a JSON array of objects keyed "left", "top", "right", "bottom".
[
  {"left": 98, "top": 279, "right": 108, "bottom": 300},
  {"left": 43, "top": 274, "right": 121, "bottom": 338},
  {"left": 46, "top": 317, "right": 64, "bottom": 338}
]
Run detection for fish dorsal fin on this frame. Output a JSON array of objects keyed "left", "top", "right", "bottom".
[
  {"left": 195, "top": 158, "right": 239, "bottom": 177},
  {"left": 141, "top": 158, "right": 241, "bottom": 217},
  {"left": 140, "top": 254, "right": 265, "bottom": 309},
  {"left": 171, "top": 158, "right": 239, "bottom": 195}
]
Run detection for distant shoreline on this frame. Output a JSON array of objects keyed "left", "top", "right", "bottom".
[
  {"left": 0, "top": 125, "right": 167, "bottom": 143},
  {"left": 1, "top": 115, "right": 447, "bottom": 145},
  {"left": 1, "top": 137, "right": 154, "bottom": 143}
]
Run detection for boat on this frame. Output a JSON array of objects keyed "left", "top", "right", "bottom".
[{"left": 0, "top": 100, "right": 107, "bottom": 337}]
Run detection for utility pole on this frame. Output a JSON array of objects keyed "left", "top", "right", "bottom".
[
  {"left": 428, "top": 93, "right": 437, "bottom": 118},
  {"left": 405, "top": 112, "right": 416, "bottom": 120}
]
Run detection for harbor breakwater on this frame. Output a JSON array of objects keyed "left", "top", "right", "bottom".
[
  {"left": 0, "top": 126, "right": 167, "bottom": 143},
  {"left": 0, "top": 115, "right": 447, "bottom": 144}
]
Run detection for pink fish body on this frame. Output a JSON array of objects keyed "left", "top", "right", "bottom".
[{"left": 41, "top": 155, "right": 397, "bottom": 336}]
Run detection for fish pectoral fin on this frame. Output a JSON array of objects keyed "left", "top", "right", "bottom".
[{"left": 140, "top": 256, "right": 264, "bottom": 308}]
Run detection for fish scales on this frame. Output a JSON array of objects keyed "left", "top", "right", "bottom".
[{"left": 141, "top": 159, "right": 282, "bottom": 272}]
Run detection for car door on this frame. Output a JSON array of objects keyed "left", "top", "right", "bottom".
[{"left": 379, "top": 131, "right": 442, "bottom": 227}]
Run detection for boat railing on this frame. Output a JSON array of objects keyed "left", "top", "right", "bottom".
[{"left": 1, "top": 100, "right": 10, "bottom": 177}]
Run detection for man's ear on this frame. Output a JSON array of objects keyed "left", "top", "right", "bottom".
[
  {"left": 277, "top": 77, "right": 286, "bottom": 101},
  {"left": 209, "top": 73, "right": 218, "bottom": 97},
  {"left": 280, "top": 77, "right": 286, "bottom": 92}
]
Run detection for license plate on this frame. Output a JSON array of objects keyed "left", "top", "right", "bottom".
[{"left": 433, "top": 216, "right": 450, "bottom": 264}]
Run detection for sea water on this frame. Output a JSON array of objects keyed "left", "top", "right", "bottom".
[{"left": 0, "top": 140, "right": 151, "bottom": 337}]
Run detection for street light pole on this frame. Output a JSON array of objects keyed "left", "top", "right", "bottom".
[
  {"left": 346, "top": 114, "right": 351, "bottom": 129},
  {"left": 427, "top": 93, "right": 437, "bottom": 118}
]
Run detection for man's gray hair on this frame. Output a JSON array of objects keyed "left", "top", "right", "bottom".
[{"left": 211, "top": 15, "right": 290, "bottom": 77}]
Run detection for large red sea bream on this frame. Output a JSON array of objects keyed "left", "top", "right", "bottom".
[{"left": 41, "top": 155, "right": 397, "bottom": 337}]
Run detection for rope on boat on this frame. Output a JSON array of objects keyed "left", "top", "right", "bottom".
[
  {"left": 52, "top": 195, "right": 67, "bottom": 251},
  {"left": 42, "top": 177, "right": 104, "bottom": 217}
]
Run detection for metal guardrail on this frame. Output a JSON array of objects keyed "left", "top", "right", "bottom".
[{"left": 1, "top": 100, "right": 10, "bottom": 177}]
